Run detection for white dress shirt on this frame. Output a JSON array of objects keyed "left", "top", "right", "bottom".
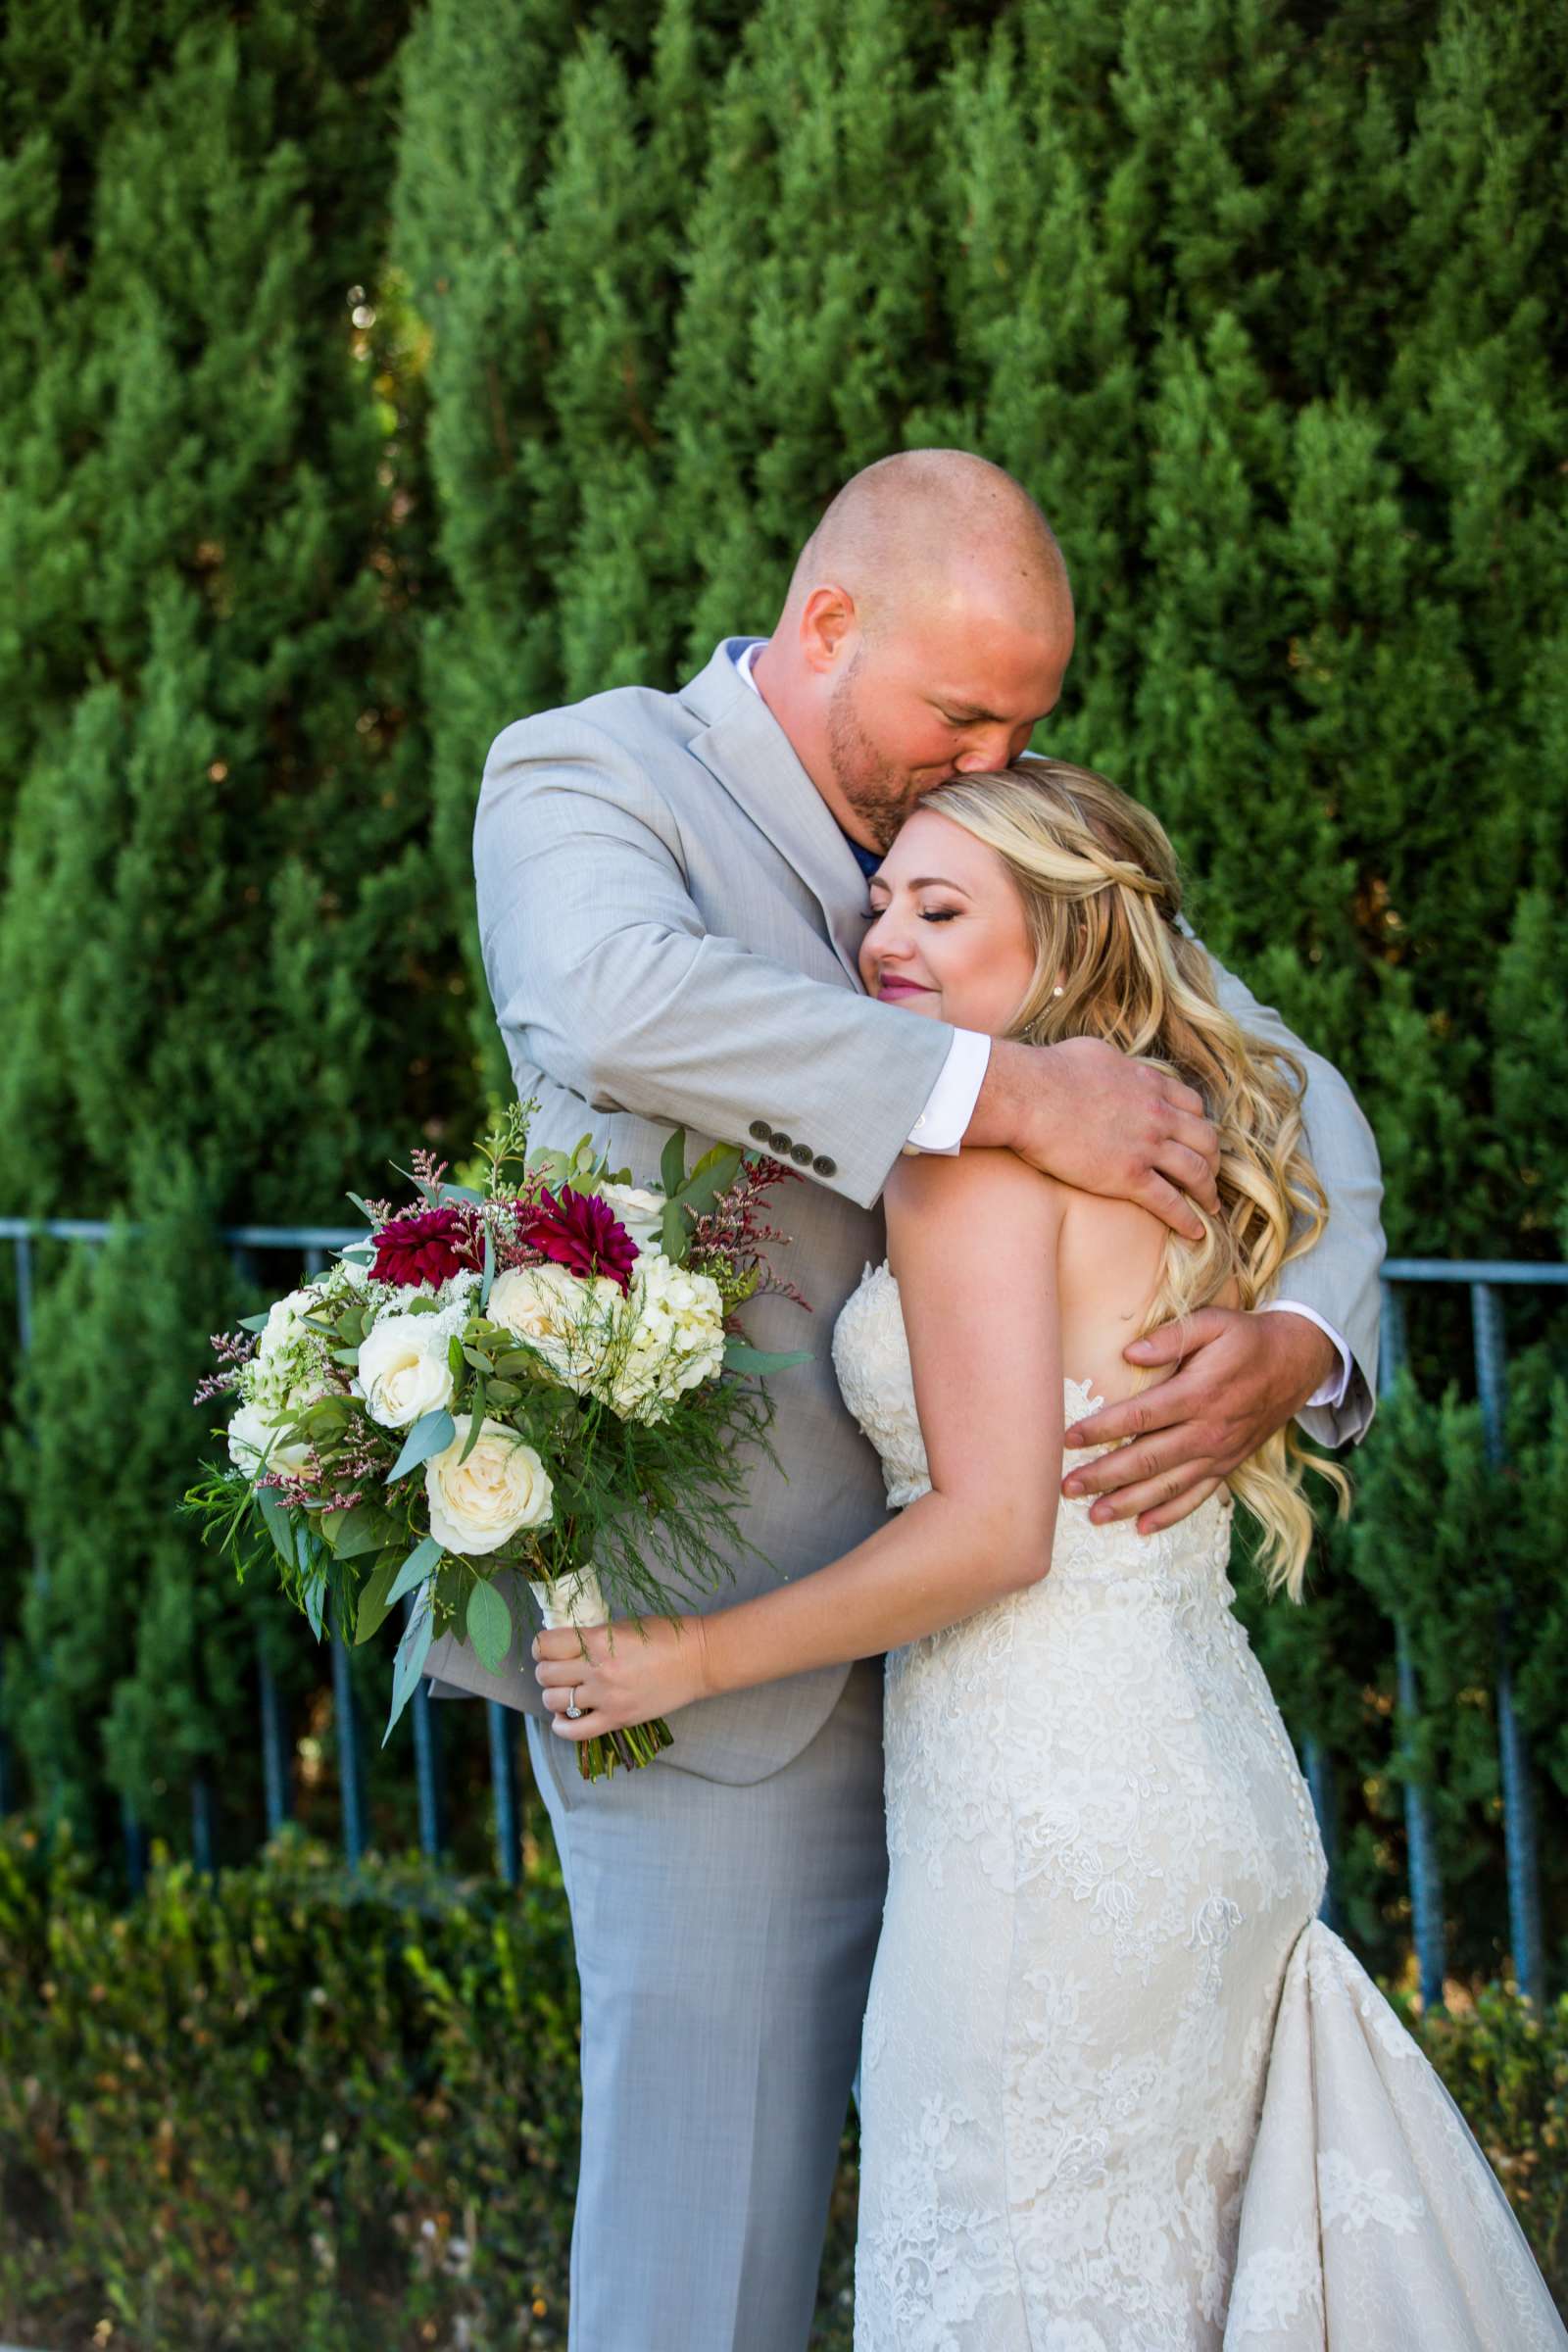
[{"left": 730, "top": 640, "right": 1349, "bottom": 1409}]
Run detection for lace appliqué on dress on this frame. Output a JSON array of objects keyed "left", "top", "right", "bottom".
[{"left": 834, "top": 1261, "right": 1565, "bottom": 2352}]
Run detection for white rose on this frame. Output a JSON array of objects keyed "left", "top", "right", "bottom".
[
  {"left": 425, "top": 1415, "right": 554, "bottom": 1555},
  {"left": 597, "top": 1182, "right": 667, "bottom": 1256},
  {"left": 356, "top": 1312, "right": 457, "bottom": 1429},
  {"left": 489, "top": 1262, "right": 620, "bottom": 1390}
]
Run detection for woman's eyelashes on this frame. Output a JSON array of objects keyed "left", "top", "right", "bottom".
[{"left": 861, "top": 902, "right": 959, "bottom": 924}]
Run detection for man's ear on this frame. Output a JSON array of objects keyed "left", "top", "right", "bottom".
[{"left": 798, "top": 582, "right": 858, "bottom": 675}]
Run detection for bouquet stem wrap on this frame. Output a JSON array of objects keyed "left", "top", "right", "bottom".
[{"left": 529, "top": 1568, "right": 674, "bottom": 1782}]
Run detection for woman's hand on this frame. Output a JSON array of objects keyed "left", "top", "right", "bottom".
[{"left": 532, "top": 1615, "right": 713, "bottom": 1742}]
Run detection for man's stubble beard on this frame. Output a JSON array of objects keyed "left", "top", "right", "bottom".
[{"left": 825, "top": 656, "right": 933, "bottom": 854}]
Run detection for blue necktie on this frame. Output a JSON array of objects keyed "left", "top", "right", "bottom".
[{"left": 841, "top": 831, "right": 882, "bottom": 881}]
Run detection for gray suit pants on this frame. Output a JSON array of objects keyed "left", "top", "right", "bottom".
[{"left": 526, "top": 1659, "right": 888, "bottom": 2352}]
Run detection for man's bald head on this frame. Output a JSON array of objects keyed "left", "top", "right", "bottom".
[
  {"left": 751, "top": 449, "right": 1075, "bottom": 854},
  {"left": 782, "top": 450, "right": 1073, "bottom": 645}
]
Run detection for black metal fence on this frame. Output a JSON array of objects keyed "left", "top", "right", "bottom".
[{"left": 3, "top": 1219, "right": 1565, "bottom": 1999}]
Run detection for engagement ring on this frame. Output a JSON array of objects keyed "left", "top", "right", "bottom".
[{"left": 565, "top": 1691, "right": 583, "bottom": 1720}]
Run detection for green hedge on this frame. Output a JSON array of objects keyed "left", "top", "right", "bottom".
[
  {"left": 0, "top": 1822, "right": 1560, "bottom": 2350},
  {"left": 0, "top": 1823, "right": 857, "bottom": 2352},
  {"left": 2, "top": 0, "right": 1566, "bottom": 2041}
]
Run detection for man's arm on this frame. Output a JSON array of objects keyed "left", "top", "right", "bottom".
[
  {"left": 1063, "top": 939, "right": 1385, "bottom": 1535},
  {"left": 477, "top": 713, "right": 1219, "bottom": 1225},
  {"left": 477, "top": 713, "right": 953, "bottom": 1207}
]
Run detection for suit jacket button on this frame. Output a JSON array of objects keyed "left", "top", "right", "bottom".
[
  {"left": 812, "top": 1153, "right": 837, "bottom": 1177},
  {"left": 790, "top": 1144, "right": 812, "bottom": 1166},
  {"left": 768, "top": 1130, "right": 792, "bottom": 1152},
  {"left": 749, "top": 1120, "right": 771, "bottom": 1142}
]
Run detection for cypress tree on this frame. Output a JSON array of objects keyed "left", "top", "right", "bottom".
[
  {"left": 0, "top": 0, "right": 451, "bottom": 1845},
  {"left": 3, "top": 0, "right": 1562, "bottom": 1925}
]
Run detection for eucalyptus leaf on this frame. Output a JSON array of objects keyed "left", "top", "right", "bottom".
[
  {"left": 436, "top": 1181, "right": 485, "bottom": 1204},
  {"left": 385, "top": 1407, "right": 455, "bottom": 1486},
  {"left": 458, "top": 1411, "right": 484, "bottom": 1466},
  {"left": 723, "top": 1340, "right": 812, "bottom": 1376},
  {"left": 332, "top": 1502, "right": 397, "bottom": 1559},
  {"left": 479, "top": 1222, "right": 496, "bottom": 1311},
  {"left": 345, "top": 1192, "right": 379, "bottom": 1226},
  {"left": 660, "top": 1198, "right": 691, "bottom": 1263},
  {"left": 354, "top": 1549, "right": 401, "bottom": 1645},
  {"left": 660, "top": 1127, "right": 688, "bottom": 1200},
  {"left": 678, "top": 1142, "right": 743, "bottom": 1223},
  {"left": 466, "top": 1577, "right": 513, "bottom": 1673},
  {"left": 257, "top": 1485, "right": 309, "bottom": 1572},
  {"left": 303, "top": 1571, "right": 327, "bottom": 1642},
  {"left": 385, "top": 1533, "right": 443, "bottom": 1609},
  {"left": 383, "top": 1582, "right": 435, "bottom": 1744},
  {"left": 237, "top": 1310, "right": 270, "bottom": 1334}
]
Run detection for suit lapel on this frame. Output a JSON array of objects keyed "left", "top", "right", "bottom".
[{"left": 682, "top": 640, "right": 869, "bottom": 985}]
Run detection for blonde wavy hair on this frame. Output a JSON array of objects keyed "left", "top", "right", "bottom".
[{"left": 922, "top": 761, "right": 1348, "bottom": 1598}]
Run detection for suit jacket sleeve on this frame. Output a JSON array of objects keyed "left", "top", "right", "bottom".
[
  {"left": 1200, "top": 943, "right": 1386, "bottom": 1446},
  {"left": 475, "top": 711, "right": 954, "bottom": 1210}
]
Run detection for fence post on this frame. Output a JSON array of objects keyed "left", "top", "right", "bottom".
[
  {"left": 332, "top": 1628, "right": 368, "bottom": 1868},
  {"left": 191, "top": 1773, "right": 218, "bottom": 1876},
  {"left": 1471, "top": 1281, "right": 1544, "bottom": 2002},
  {"left": 1301, "top": 1736, "right": 1343, "bottom": 1932},
  {"left": 400, "top": 1592, "right": 446, "bottom": 1860},
  {"left": 122, "top": 1793, "right": 147, "bottom": 1899},
  {"left": 1381, "top": 1282, "right": 1447, "bottom": 2010},
  {"left": 258, "top": 1644, "right": 292, "bottom": 1838},
  {"left": 487, "top": 1700, "right": 520, "bottom": 1886}
]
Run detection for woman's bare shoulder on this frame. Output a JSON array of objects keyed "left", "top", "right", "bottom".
[{"left": 884, "top": 1147, "right": 1062, "bottom": 1238}]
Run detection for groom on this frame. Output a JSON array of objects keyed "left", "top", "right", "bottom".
[{"left": 426, "top": 451, "right": 1384, "bottom": 2350}]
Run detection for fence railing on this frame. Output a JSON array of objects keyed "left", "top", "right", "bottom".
[
  {"left": 3, "top": 1220, "right": 1565, "bottom": 2000},
  {"left": 2, "top": 1217, "right": 525, "bottom": 1890}
]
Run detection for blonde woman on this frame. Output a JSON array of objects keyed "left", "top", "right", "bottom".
[{"left": 535, "top": 763, "right": 1563, "bottom": 2350}]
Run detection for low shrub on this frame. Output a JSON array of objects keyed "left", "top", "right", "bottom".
[
  {"left": 1415, "top": 1980, "right": 1568, "bottom": 2313},
  {"left": 0, "top": 1820, "right": 1559, "bottom": 2348}
]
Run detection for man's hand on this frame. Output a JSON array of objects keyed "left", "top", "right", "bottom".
[
  {"left": 1061, "top": 1307, "right": 1338, "bottom": 1534},
  {"left": 968, "top": 1036, "right": 1219, "bottom": 1242}
]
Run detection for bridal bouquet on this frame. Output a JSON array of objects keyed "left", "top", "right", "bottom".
[{"left": 187, "top": 1107, "right": 807, "bottom": 1779}]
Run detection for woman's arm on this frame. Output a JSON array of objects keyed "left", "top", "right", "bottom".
[{"left": 533, "top": 1151, "right": 1065, "bottom": 1741}]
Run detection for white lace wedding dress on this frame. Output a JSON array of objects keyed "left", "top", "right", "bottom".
[{"left": 833, "top": 1260, "right": 1565, "bottom": 2351}]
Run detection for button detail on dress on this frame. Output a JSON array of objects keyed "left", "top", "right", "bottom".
[
  {"left": 768, "top": 1130, "right": 792, "bottom": 1152},
  {"left": 790, "top": 1144, "right": 812, "bottom": 1166},
  {"left": 748, "top": 1120, "right": 771, "bottom": 1142},
  {"left": 812, "top": 1154, "right": 836, "bottom": 1177}
]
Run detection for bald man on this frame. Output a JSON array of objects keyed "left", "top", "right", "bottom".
[{"left": 426, "top": 451, "right": 1384, "bottom": 2351}]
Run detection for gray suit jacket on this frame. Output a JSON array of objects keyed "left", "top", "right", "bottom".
[{"left": 425, "top": 640, "right": 1385, "bottom": 1778}]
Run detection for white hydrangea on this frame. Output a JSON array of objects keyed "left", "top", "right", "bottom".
[
  {"left": 596, "top": 1252, "right": 725, "bottom": 1425},
  {"left": 230, "top": 1259, "right": 376, "bottom": 1477}
]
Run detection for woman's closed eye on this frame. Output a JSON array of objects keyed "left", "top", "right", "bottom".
[{"left": 861, "top": 903, "right": 960, "bottom": 924}]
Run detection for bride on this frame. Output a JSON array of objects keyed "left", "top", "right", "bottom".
[{"left": 533, "top": 760, "right": 1565, "bottom": 2349}]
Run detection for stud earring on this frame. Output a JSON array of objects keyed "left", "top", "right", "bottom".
[{"left": 1052, "top": 984, "right": 1065, "bottom": 998}]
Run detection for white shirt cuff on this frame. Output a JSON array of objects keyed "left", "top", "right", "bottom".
[
  {"left": 1258, "top": 1300, "right": 1352, "bottom": 1410},
  {"left": 905, "top": 1030, "right": 991, "bottom": 1154}
]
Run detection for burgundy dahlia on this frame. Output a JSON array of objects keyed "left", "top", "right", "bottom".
[
  {"left": 371, "top": 1205, "right": 471, "bottom": 1289},
  {"left": 528, "top": 1187, "right": 639, "bottom": 1295}
]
